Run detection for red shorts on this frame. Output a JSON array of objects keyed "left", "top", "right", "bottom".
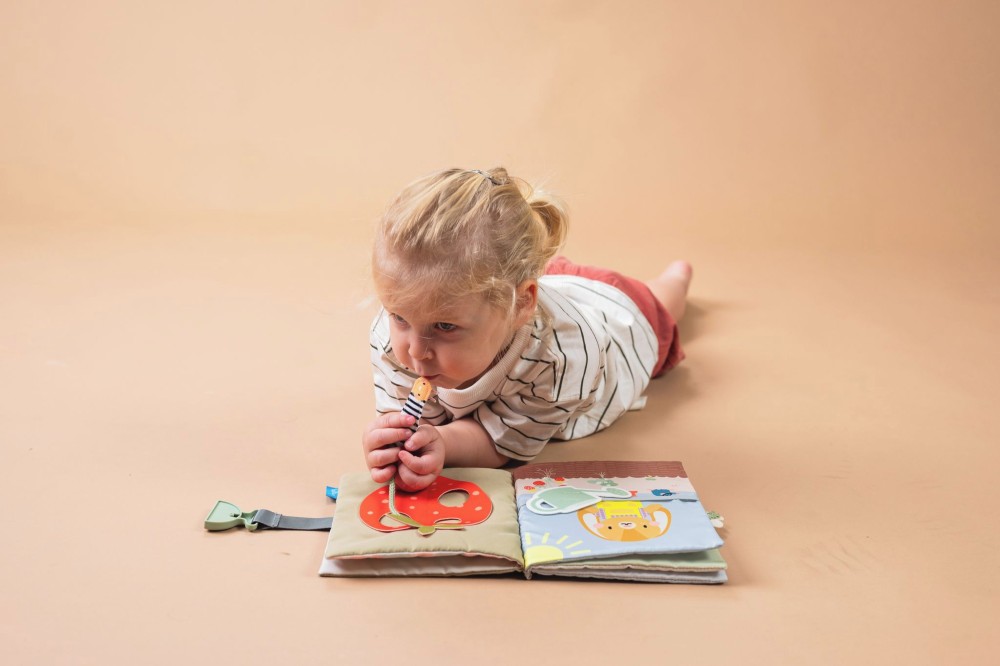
[{"left": 544, "top": 256, "right": 684, "bottom": 378}]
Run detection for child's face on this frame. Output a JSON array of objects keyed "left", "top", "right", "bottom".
[{"left": 378, "top": 283, "right": 536, "bottom": 390}]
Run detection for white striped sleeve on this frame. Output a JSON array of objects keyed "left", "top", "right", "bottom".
[
  {"left": 473, "top": 390, "right": 594, "bottom": 460},
  {"left": 470, "top": 291, "right": 607, "bottom": 460}
]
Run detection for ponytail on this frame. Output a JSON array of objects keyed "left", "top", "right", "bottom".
[{"left": 528, "top": 191, "right": 568, "bottom": 262}]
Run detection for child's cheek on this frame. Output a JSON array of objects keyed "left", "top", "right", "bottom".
[{"left": 391, "top": 334, "right": 411, "bottom": 367}]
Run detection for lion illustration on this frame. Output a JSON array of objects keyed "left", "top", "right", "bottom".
[{"left": 577, "top": 500, "right": 671, "bottom": 542}]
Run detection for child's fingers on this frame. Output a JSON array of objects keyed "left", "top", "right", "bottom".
[
  {"left": 395, "top": 463, "right": 436, "bottom": 493},
  {"left": 370, "top": 464, "right": 396, "bottom": 484},
  {"left": 374, "top": 412, "right": 417, "bottom": 430},
  {"left": 367, "top": 446, "right": 400, "bottom": 468},
  {"left": 363, "top": 426, "right": 415, "bottom": 453},
  {"left": 398, "top": 449, "right": 440, "bottom": 476},
  {"left": 401, "top": 424, "right": 435, "bottom": 452}
]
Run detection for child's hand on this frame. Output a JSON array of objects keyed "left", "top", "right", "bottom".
[
  {"left": 394, "top": 423, "right": 445, "bottom": 492},
  {"left": 362, "top": 412, "right": 418, "bottom": 485}
]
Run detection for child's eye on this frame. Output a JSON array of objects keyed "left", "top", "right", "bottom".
[
  {"left": 389, "top": 312, "right": 408, "bottom": 327},
  {"left": 434, "top": 322, "right": 457, "bottom": 332}
]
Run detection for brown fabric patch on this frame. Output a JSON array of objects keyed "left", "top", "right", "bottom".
[{"left": 511, "top": 460, "right": 687, "bottom": 480}]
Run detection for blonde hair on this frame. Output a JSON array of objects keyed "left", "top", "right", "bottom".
[{"left": 373, "top": 167, "right": 567, "bottom": 317}]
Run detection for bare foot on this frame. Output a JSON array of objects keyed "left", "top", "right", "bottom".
[{"left": 645, "top": 261, "right": 693, "bottom": 322}]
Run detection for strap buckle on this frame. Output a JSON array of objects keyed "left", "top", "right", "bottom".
[
  {"left": 204, "top": 500, "right": 333, "bottom": 532},
  {"left": 204, "top": 500, "right": 261, "bottom": 532}
]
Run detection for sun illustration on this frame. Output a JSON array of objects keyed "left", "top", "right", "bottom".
[{"left": 523, "top": 531, "right": 591, "bottom": 567}]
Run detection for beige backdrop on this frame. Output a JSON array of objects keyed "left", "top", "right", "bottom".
[{"left": 2, "top": 2, "right": 998, "bottom": 664}]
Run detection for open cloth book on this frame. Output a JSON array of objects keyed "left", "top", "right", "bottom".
[{"left": 320, "top": 460, "right": 726, "bottom": 583}]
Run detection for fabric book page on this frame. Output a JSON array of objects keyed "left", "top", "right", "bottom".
[
  {"left": 512, "top": 461, "right": 725, "bottom": 575},
  {"left": 528, "top": 547, "right": 728, "bottom": 583},
  {"left": 320, "top": 468, "right": 523, "bottom": 577}
]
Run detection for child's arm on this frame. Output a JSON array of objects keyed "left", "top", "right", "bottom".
[{"left": 443, "top": 419, "right": 511, "bottom": 467}]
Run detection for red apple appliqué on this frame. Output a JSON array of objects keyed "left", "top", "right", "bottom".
[{"left": 359, "top": 476, "right": 493, "bottom": 536}]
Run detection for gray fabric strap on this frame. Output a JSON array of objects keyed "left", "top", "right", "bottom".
[{"left": 251, "top": 509, "right": 332, "bottom": 531}]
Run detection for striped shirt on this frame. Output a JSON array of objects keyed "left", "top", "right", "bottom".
[{"left": 370, "top": 275, "right": 659, "bottom": 461}]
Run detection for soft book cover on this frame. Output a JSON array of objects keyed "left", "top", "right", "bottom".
[{"left": 319, "top": 461, "right": 726, "bottom": 583}]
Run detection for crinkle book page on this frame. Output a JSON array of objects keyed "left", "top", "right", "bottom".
[
  {"left": 320, "top": 468, "right": 523, "bottom": 577},
  {"left": 527, "top": 547, "right": 728, "bottom": 583},
  {"left": 512, "top": 461, "right": 726, "bottom": 580}
]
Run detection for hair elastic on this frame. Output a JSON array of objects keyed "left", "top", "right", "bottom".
[{"left": 471, "top": 169, "right": 500, "bottom": 186}]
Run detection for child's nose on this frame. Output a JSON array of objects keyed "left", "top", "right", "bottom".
[{"left": 409, "top": 334, "right": 433, "bottom": 360}]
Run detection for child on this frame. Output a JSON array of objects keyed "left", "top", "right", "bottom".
[{"left": 362, "top": 167, "right": 692, "bottom": 491}]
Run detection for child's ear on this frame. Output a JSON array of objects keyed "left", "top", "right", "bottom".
[{"left": 513, "top": 280, "right": 538, "bottom": 327}]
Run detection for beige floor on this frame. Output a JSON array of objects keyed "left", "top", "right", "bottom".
[{"left": 3, "top": 2, "right": 998, "bottom": 664}]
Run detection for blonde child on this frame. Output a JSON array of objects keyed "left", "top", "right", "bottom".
[{"left": 361, "top": 167, "right": 692, "bottom": 491}]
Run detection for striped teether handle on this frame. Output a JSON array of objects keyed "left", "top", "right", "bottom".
[
  {"left": 388, "top": 377, "right": 434, "bottom": 513},
  {"left": 397, "top": 376, "right": 433, "bottom": 440}
]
